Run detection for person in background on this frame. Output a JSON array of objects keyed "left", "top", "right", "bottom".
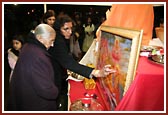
[
  {"left": 49, "top": 14, "right": 116, "bottom": 110},
  {"left": 99, "top": 4, "right": 154, "bottom": 46},
  {"left": 72, "top": 13, "right": 85, "bottom": 58},
  {"left": 69, "top": 29, "right": 82, "bottom": 61},
  {"left": 82, "top": 16, "right": 95, "bottom": 54},
  {"left": 69, "top": 19, "right": 84, "bottom": 61},
  {"left": 74, "top": 19, "right": 85, "bottom": 58},
  {"left": 94, "top": 15, "right": 106, "bottom": 37},
  {"left": 73, "top": 13, "right": 81, "bottom": 23},
  {"left": 57, "top": 11, "right": 65, "bottom": 18},
  {"left": 7, "top": 34, "right": 25, "bottom": 82},
  {"left": 7, "top": 24, "right": 58, "bottom": 111},
  {"left": 41, "top": 10, "right": 56, "bottom": 27}
]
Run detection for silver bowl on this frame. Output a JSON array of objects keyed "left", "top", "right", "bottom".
[{"left": 152, "top": 55, "right": 164, "bottom": 64}]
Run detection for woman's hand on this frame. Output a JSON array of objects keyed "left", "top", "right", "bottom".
[{"left": 91, "top": 64, "right": 116, "bottom": 78}]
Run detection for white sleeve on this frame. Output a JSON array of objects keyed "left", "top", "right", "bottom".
[{"left": 7, "top": 49, "right": 18, "bottom": 70}]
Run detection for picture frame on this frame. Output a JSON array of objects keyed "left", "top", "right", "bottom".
[{"left": 96, "top": 25, "right": 143, "bottom": 110}]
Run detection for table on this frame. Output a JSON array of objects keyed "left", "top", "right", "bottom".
[
  {"left": 68, "top": 56, "right": 164, "bottom": 111},
  {"left": 115, "top": 56, "right": 164, "bottom": 111}
]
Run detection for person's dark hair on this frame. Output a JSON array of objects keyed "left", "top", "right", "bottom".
[
  {"left": 13, "top": 34, "right": 25, "bottom": 45},
  {"left": 84, "top": 16, "right": 93, "bottom": 27},
  {"left": 11, "top": 34, "right": 25, "bottom": 56},
  {"left": 42, "top": 10, "right": 56, "bottom": 24},
  {"left": 53, "top": 14, "right": 73, "bottom": 31}
]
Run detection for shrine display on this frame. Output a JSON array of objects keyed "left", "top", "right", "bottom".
[
  {"left": 68, "top": 26, "right": 143, "bottom": 111},
  {"left": 70, "top": 98, "right": 104, "bottom": 111},
  {"left": 96, "top": 25, "right": 143, "bottom": 110}
]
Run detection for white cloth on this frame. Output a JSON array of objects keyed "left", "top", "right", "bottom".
[
  {"left": 140, "top": 52, "right": 150, "bottom": 57},
  {"left": 149, "top": 38, "right": 164, "bottom": 48},
  {"left": 7, "top": 48, "right": 18, "bottom": 82},
  {"left": 80, "top": 39, "right": 99, "bottom": 66}
]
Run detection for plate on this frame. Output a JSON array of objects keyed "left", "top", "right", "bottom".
[
  {"left": 148, "top": 55, "right": 164, "bottom": 65},
  {"left": 140, "top": 45, "right": 163, "bottom": 52}
]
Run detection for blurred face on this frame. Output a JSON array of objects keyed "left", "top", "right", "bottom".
[
  {"left": 88, "top": 17, "right": 92, "bottom": 23},
  {"left": 60, "top": 22, "right": 73, "bottom": 39},
  {"left": 46, "top": 16, "right": 56, "bottom": 27},
  {"left": 12, "top": 40, "right": 22, "bottom": 51},
  {"left": 75, "top": 14, "right": 80, "bottom": 19},
  {"left": 76, "top": 20, "right": 81, "bottom": 25},
  {"left": 39, "top": 33, "right": 56, "bottom": 50},
  {"left": 44, "top": 33, "right": 56, "bottom": 50}
]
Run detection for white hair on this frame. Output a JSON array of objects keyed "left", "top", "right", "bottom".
[{"left": 34, "top": 24, "right": 55, "bottom": 39}]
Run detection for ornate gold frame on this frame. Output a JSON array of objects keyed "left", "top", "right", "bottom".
[{"left": 96, "top": 25, "right": 143, "bottom": 110}]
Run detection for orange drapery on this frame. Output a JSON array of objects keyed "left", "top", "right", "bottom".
[{"left": 100, "top": 4, "right": 154, "bottom": 46}]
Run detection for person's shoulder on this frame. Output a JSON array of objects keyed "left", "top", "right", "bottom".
[
  {"left": 7, "top": 48, "right": 12, "bottom": 53},
  {"left": 22, "top": 43, "right": 40, "bottom": 54},
  {"left": 7, "top": 48, "right": 16, "bottom": 55},
  {"left": 55, "top": 33, "right": 65, "bottom": 42},
  {"left": 21, "top": 43, "right": 47, "bottom": 58}
]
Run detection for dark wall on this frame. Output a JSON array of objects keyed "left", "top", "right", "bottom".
[
  {"left": 4, "top": 4, "right": 164, "bottom": 47},
  {"left": 153, "top": 6, "right": 164, "bottom": 38}
]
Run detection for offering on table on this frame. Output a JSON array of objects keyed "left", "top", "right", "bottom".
[
  {"left": 70, "top": 98, "right": 104, "bottom": 111},
  {"left": 83, "top": 78, "right": 96, "bottom": 89}
]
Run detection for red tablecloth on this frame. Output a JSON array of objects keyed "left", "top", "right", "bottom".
[
  {"left": 115, "top": 56, "right": 164, "bottom": 111},
  {"left": 69, "top": 56, "right": 164, "bottom": 111}
]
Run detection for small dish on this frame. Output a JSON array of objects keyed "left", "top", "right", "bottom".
[
  {"left": 140, "top": 45, "right": 163, "bottom": 52},
  {"left": 140, "top": 46, "right": 154, "bottom": 52},
  {"left": 148, "top": 55, "right": 164, "bottom": 65}
]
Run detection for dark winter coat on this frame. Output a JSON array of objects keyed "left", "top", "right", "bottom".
[{"left": 7, "top": 34, "right": 59, "bottom": 111}]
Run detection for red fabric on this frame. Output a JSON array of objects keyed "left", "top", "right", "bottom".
[
  {"left": 115, "top": 56, "right": 164, "bottom": 111},
  {"left": 69, "top": 56, "right": 164, "bottom": 111},
  {"left": 102, "top": 4, "right": 154, "bottom": 45},
  {"left": 69, "top": 80, "right": 110, "bottom": 110}
]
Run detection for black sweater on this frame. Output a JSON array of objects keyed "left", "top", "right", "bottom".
[{"left": 49, "top": 32, "right": 94, "bottom": 90}]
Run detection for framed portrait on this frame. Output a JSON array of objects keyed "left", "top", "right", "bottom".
[{"left": 96, "top": 25, "right": 143, "bottom": 110}]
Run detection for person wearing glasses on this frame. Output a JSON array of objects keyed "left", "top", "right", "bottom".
[{"left": 48, "top": 14, "right": 115, "bottom": 110}]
